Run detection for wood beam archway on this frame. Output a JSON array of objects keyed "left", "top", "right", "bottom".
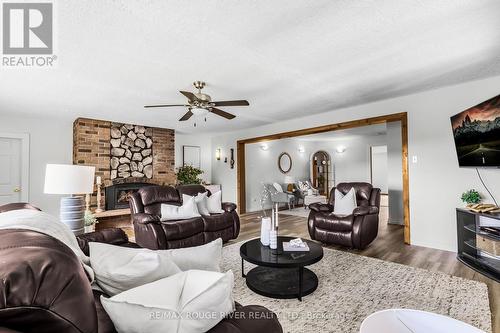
[{"left": 237, "top": 112, "right": 411, "bottom": 244}]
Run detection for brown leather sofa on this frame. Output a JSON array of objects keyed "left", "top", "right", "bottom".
[
  {"left": 308, "top": 182, "right": 381, "bottom": 250},
  {"left": 130, "top": 184, "right": 240, "bottom": 250},
  {"left": 0, "top": 204, "right": 282, "bottom": 333}
]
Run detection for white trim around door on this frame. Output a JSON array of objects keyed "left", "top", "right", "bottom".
[{"left": 0, "top": 132, "right": 30, "bottom": 202}]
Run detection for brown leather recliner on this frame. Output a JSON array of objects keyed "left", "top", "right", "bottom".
[
  {"left": 0, "top": 205, "right": 282, "bottom": 333},
  {"left": 129, "top": 185, "right": 240, "bottom": 250},
  {"left": 308, "top": 182, "right": 381, "bottom": 250}
]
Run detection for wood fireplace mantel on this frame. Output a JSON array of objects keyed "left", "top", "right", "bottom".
[{"left": 94, "top": 208, "right": 130, "bottom": 219}]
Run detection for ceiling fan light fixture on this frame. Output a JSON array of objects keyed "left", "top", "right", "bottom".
[{"left": 191, "top": 107, "right": 209, "bottom": 117}]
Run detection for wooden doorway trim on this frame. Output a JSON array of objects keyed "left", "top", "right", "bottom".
[{"left": 237, "top": 112, "right": 411, "bottom": 244}]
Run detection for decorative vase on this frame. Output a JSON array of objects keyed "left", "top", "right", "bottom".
[{"left": 260, "top": 217, "right": 271, "bottom": 246}]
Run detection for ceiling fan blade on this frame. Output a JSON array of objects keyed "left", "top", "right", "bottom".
[
  {"left": 210, "top": 107, "right": 236, "bottom": 120},
  {"left": 179, "top": 91, "right": 199, "bottom": 101},
  {"left": 211, "top": 100, "right": 249, "bottom": 107},
  {"left": 179, "top": 110, "right": 193, "bottom": 121},
  {"left": 144, "top": 104, "right": 188, "bottom": 108}
]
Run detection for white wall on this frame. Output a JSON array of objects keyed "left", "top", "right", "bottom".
[
  {"left": 212, "top": 75, "right": 500, "bottom": 252},
  {"left": 0, "top": 114, "right": 210, "bottom": 215},
  {"left": 175, "top": 133, "right": 212, "bottom": 184},
  {"left": 304, "top": 135, "right": 389, "bottom": 186},
  {"left": 0, "top": 114, "right": 74, "bottom": 216},
  {"left": 371, "top": 145, "right": 389, "bottom": 193}
]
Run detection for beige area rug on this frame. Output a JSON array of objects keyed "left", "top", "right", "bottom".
[{"left": 222, "top": 241, "right": 491, "bottom": 333}]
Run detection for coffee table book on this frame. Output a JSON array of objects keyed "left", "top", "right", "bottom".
[{"left": 283, "top": 241, "right": 310, "bottom": 252}]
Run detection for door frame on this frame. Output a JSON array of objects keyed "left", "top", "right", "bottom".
[
  {"left": 237, "top": 112, "right": 411, "bottom": 244},
  {"left": 0, "top": 132, "right": 30, "bottom": 202}
]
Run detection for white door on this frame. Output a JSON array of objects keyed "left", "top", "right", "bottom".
[{"left": 0, "top": 137, "right": 23, "bottom": 205}]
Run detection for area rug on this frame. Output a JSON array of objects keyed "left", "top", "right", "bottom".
[{"left": 222, "top": 242, "right": 491, "bottom": 333}]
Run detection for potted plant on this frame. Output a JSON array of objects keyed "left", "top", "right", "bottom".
[
  {"left": 84, "top": 211, "right": 98, "bottom": 233},
  {"left": 259, "top": 183, "right": 271, "bottom": 246},
  {"left": 461, "top": 189, "right": 482, "bottom": 206},
  {"left": 260, "top": 183, "right": 272, "bottom": 218},
  {"left": 176, "top": 165, "right": 204, "bottom": 185}
]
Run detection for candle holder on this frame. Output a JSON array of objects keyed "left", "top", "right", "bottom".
[
  {"left": 95, "top": 182, "right": 104, "bottom": 213},
  {"left": 270, "top": 203, "right": 282, "bottom": 255}
]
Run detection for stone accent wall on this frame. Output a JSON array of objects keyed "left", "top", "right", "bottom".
[
  {"left": 110, "top": 123, "right": 153, "bottom": 180},
  {"left": 73, "top": 117, "right": 175, "bottom": 208}
]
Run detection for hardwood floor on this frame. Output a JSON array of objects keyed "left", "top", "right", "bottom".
[{"left": 230, "top": 205, "right": 500, "bottom": 332}]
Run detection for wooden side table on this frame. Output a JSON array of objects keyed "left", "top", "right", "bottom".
[{"left": 94, "top": 208, "right": 134, "bottom": 241}]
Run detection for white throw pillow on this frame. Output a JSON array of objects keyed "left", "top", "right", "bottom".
[
  {"left": 160, "top": 196, "right": 200, "bottom": 221},
  {"left": 206, "top": 191, "right": 224, "bottom": 214},
  {"left": 333, "top": 187, "right": 357, "bottom": 216},
  {"left": 101, "top": 270, "right": 235, "bottom": 333},
  {"left": 90, "top": 239, "right": 223, "bottom": 295},
  {"left": 272, "top": 182, "right": 283, "bottom": 192},
  {"left": 298, "top": 181, "right": 308, "bottom": 191},
  {"left": 183, "top": 193, "right": 210, "bottom": 216},
  {"left": 164, "top": 238, "right": 222, "bottom": 272},
  {"left": 89, "top": 242, "right": 181, "bottom": 296}
]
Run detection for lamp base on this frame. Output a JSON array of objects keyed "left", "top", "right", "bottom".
[{"left": 60, "top": 196, "right": 85, "bottom": 235}]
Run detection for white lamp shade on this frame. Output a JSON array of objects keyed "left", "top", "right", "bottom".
[
  {"left": 284, "top": 176, "right": 295, "bottom": 184},
  {"left": 44, "top": 164, "right": 95, "bottom": 195}
]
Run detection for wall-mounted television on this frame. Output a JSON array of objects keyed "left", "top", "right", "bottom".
[{"left": 451, "top": 94, "right": 500, "bottom": 167}]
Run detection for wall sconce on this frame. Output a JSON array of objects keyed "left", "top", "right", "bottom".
[
  {"left": 216, "top": 148, "right": 221, "bottom": 160},
  {"left": 298, "top": 146, "right": 305, "bottom": 153},
  {"left": 260, "top": 143, "right": 269, "bottom": 151},
  {"left": 335, "top": 146, "right": 346, "bottom": 154}
]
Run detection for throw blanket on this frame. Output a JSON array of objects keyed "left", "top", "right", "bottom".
[{"left": 0, "top": 209, "right": 94, "bottom": 281}]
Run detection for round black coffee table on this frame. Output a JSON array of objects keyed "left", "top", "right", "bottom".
[{"left": 240, "top": 236, "right": 323, "bottom": 301}]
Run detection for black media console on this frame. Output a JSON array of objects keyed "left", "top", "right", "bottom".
[{"left": 457, "top": 208, "right": 500, "bottom": 282}]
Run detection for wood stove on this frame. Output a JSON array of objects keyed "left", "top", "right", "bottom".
[{"left": 105, "top": 182, "right": 155, "bottom": 210}]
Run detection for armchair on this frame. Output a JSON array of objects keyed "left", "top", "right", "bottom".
[
  {"left": 307, "top": 182, "right": 380, "bottom": 250},
  {"left": 264, "top": 183, "right": 295, "bottom": 210},
  {"left": 293, "top": 180, "right": 319, "bottom": 205}
]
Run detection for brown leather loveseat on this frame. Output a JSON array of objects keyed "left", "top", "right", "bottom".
[
  {"left": 308, "top": 182, "right": 381, "bottom": 250},
  {"left": 0, "top": 204, "right": 282, "bottom": 333},
  {"left": 130, "top": 184, "right": 240, "bottom": 250}
]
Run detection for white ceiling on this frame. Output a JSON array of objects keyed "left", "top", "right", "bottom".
[{"left": 1, "top": 0, "right": 500, "bottom": 134}]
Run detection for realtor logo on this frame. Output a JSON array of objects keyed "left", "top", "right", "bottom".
[
  {"left": 2, "top": 2, "right": 56, "bottom": 67},
  {"left": 3, "top": 2, "right": 53, "bottom": 54}
]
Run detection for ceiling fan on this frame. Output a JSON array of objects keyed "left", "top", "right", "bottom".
[{"left": 144, "top": 81, "right": 249, "bottom": 126}]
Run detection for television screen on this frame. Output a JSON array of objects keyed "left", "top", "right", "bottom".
[{"left": 451, "top": 94, "right": 500, "bottom": 167}]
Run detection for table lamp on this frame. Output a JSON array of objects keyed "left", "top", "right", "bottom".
[{"left": 44, "top": 164, "right": 95, "bottom": 235}]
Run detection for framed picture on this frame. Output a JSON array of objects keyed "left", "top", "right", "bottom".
[{"left": 183, "top": 145, "right": 201, "bottom": 168}]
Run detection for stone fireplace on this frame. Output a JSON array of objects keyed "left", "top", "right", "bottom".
[{"left": 73, "top": 117, "right": 176, "bottom": 210}]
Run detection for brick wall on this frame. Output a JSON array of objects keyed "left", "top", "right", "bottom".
[{"left": 73, "top": 117, "right": 175, "bottom": 208}]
